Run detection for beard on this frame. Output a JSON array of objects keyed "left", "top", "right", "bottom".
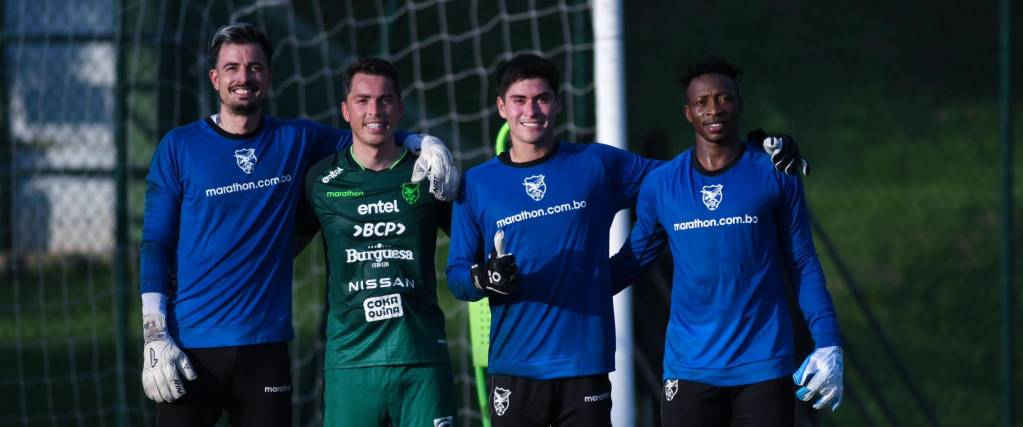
[{"left": 219, "top": 90, "right": 266, "bottom": 116}]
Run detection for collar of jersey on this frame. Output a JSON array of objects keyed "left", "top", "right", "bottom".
[
  {"left": 348, "top": 145, "right": 408, "bottom": 171},
  {"left": 497, "top": 141, "right": 561, "bottom": 168},
  {"left": 205, "top": 115, "right": 265, "bottom": 140},
  {"left": 691, "top": 142, "right": 746, "bottom": 177}
]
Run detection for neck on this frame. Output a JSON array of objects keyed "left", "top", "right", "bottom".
[
  {"left": 352, "top": 140, "right": 403, "bottom": 171},
  {"left": 693, "top": 137, "right": 742, "bottom": 172},
  {"left": 508, "top": 137, "right": 556, "bottom": 163},
  {"left": 217, "top": 107, "right": 262, "bottom": 135}
]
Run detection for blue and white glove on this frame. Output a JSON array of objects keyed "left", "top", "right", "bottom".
[
  {"left": 406, "top": 134, "right": 460, "bottom": 201},
  {"left": 793, "top": 346, "right": 844, "bottom": 411},
  {"left": 141, "top": 311, "right": 197, "bottom": 403}
]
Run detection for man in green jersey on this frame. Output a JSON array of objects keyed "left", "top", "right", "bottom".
[{"left": 302, "top": 58, "right": 455, "bottom": 427}]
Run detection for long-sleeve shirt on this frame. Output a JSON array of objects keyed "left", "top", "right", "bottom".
[
  {"left": 613, "top": 144, "right": 842, "bottom": 386},
  {"left": 140, "top": 117, "right": 348, "bottom": 348},
  {"left": 446, "top": 141, "right": 661, "bottom": 379}
]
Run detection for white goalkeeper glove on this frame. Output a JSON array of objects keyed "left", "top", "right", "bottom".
[
  {"left": 141, "top": 311, "right": 197, "bottom": 403},
  {"left": 407, "top": 134, "right": 460, "bottom": 201},
  {"left": 793, "top": 345, "right": 844, "bottom": 411}
]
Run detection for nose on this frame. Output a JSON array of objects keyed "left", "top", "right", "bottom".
[
  {"left": 705, "top": 99, "right": 722, "bottom": 116},
  {"left": 527, "top": 99, "right": 543, "bottom": 116}
]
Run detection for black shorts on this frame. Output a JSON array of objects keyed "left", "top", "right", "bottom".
[
  {"left": 661, "top": 376, "right": 794, "bottom": 427},
  {"left": 155, "top": 342, "right": 292, "bottom": 427},
  {"left": 488, "top": 373, "right": 612, "bottom": 427}
]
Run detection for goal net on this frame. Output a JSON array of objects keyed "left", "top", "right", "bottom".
[{"left": 1, "top": 0, "right": 595, "bottom": 425}]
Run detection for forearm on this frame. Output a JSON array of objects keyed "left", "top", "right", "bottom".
[
  {"left": 446, "top": 264, "right": 486, "bottom": 301},
  {"left": 139, "top": 240, "right": 173, "bottom": 294}
]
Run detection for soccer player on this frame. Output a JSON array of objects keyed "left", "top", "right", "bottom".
[
  {"left": 445, "top": 54, "right": 809, "bottom": 426},
  {"left": 139, "top": 24, "right": 457, "bottom": 426},
  {"left": 611, "top": 56, "right": 844, "bottom": 426},
  {"left": 301, "top": 58, "right": 455, "bottom": 427}
]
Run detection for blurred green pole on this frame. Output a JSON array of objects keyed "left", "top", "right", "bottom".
[
  {"left": 1000, "top": 0, "right": 1014, "bottom": 426},
  {"left": 113, "top": 0, "right": 130, "bottom": 425}
]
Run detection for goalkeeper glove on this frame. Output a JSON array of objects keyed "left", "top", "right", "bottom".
[
  {"left": 793, "top": 346, "right": 844, "bottom": 411},
  {"left": 747, "top": 129, "right": 810, "bottom": 176},
  {"left": 407, "top": 134, "right": 460, "bottom": 201},
  {"left": 471, "top": 230, "right": 519, "bottom": 295},
  {"left": 141, "top": 312, "right": 197, "bottom": 403}
]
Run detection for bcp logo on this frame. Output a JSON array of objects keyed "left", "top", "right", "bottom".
[{"left": 353, "top": 222, "right": 406, "bottom": 237}]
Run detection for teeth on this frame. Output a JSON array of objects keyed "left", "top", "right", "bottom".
[{"left": 366, "top": 123, "right": 385, "bottom": 129}]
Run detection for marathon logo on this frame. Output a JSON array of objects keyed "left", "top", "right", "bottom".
[
  {"left": 264, "top": 385, "right": 292, "bottom": 393},
  {"left": 364, "top": 293, "right": 403, "bottom": 322},
  {"left": 583, "top": 392, "right": 610, "bottom": 403}
]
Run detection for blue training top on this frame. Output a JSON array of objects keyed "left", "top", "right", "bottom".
[
  {"left": 140, "top": 117, "right": 348, "bottom": 348},
  {"left": 446, "top": 142, "right": 662, "bottom": 379},
  {"left": 613, "top": 144, "right": 842, "bottom": 386}
]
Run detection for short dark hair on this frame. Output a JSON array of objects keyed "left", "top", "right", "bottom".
[
  {"left": 678, "top": 55, "right": 742, "bottom": 93},
  {"left": 207, "top": 23, "right": 273, "bottom": 68},
  {"left": 495, "top": 54, "right": 560, "bottom": 98},
  {"left": 342, "top": 57, "right": 402, "bottom": 101}
]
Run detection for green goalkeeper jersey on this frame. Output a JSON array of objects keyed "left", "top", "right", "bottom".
[{"left": 304, "top": 147, "right": 451, "bottom": 369}]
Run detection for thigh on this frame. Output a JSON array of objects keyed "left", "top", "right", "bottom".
[
  {"left": 488, "top": 374, "right": 550, "bottom": 427},
  {"left": 660, "top": 379, "right": 730, "bottom": 427},
  {"left": 730, "top": 377, "right": 794, "bottom": 427},
  {"left": 553, "top": 374, "right": 612, "bottom": 427},
  {"left": 323, "top": 366, "right": 388, "bottom": 427},
  {"left": 229, "top": 343, "right": 294, "bottom": 427},
  {"left": 156, "top": 346, "right": 235, "bottom": 427},
  {"left": 389, "top": 363, "right": 457, "bottom": 427}
]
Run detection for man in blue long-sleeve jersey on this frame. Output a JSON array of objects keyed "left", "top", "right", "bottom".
[
  {"left": 138, "top": 23, "right": 457, "bottom": 426},
  {"left": 613, "top": 56, "right": 844, "bottom": 427},
  {"left": 445, "top": 53, "right": 811, "bottom": 426}
]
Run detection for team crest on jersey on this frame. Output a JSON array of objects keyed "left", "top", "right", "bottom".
[
  {"left": 432, "top": 416, "right": 453, "bottom": 427},
  {"left": 522, "top": 175, "right": 547, "bottom": 201},
  {"left": 664, "top": 379, "right": 679, "bottom": 402},
  {"left": 401, "top": 182, "right": 421, "bottom": 205},
  {"left": 234, "top": 148, "right": 257, "bottom": 174},
  {"left": 701, "top": 184, "right": 723, "bottom": 211},
  {"left": 493, "top": 387, "right": 512, "bottom": 416}
]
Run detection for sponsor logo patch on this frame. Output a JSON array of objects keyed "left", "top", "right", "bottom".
[
  {"left": 357, "top": 199, "right": 401, "bottom": 215},
  {"left": 353, "top": 222, "right": 406, "bottom": 237},
  {"left": 325, "top": 190, "right": 363, "bottom": 198},
  {"left": 363, "top": 293, "right": 403, "bottom": 322},
  {"left": 321, "top": 166, "right": 344, "bottom": 183},
  {"left": 584, "top": 392, "right": 610, "bottom": 403},
  {"left": 264, "top": 385, "right": 292, "bottom": 393}
]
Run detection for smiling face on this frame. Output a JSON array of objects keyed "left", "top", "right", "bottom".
[
  {"left": 341, "top": 72, "right": 404, "bottom": 147},
  {"left": 497, "top": 77, "right": 561, "bottom": 148},
  {"left": 208, "top": 42, "right": 271, "bottom": 116},
  {"left": 684, "top": 73, "right": 743, "bottom": 145}
]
